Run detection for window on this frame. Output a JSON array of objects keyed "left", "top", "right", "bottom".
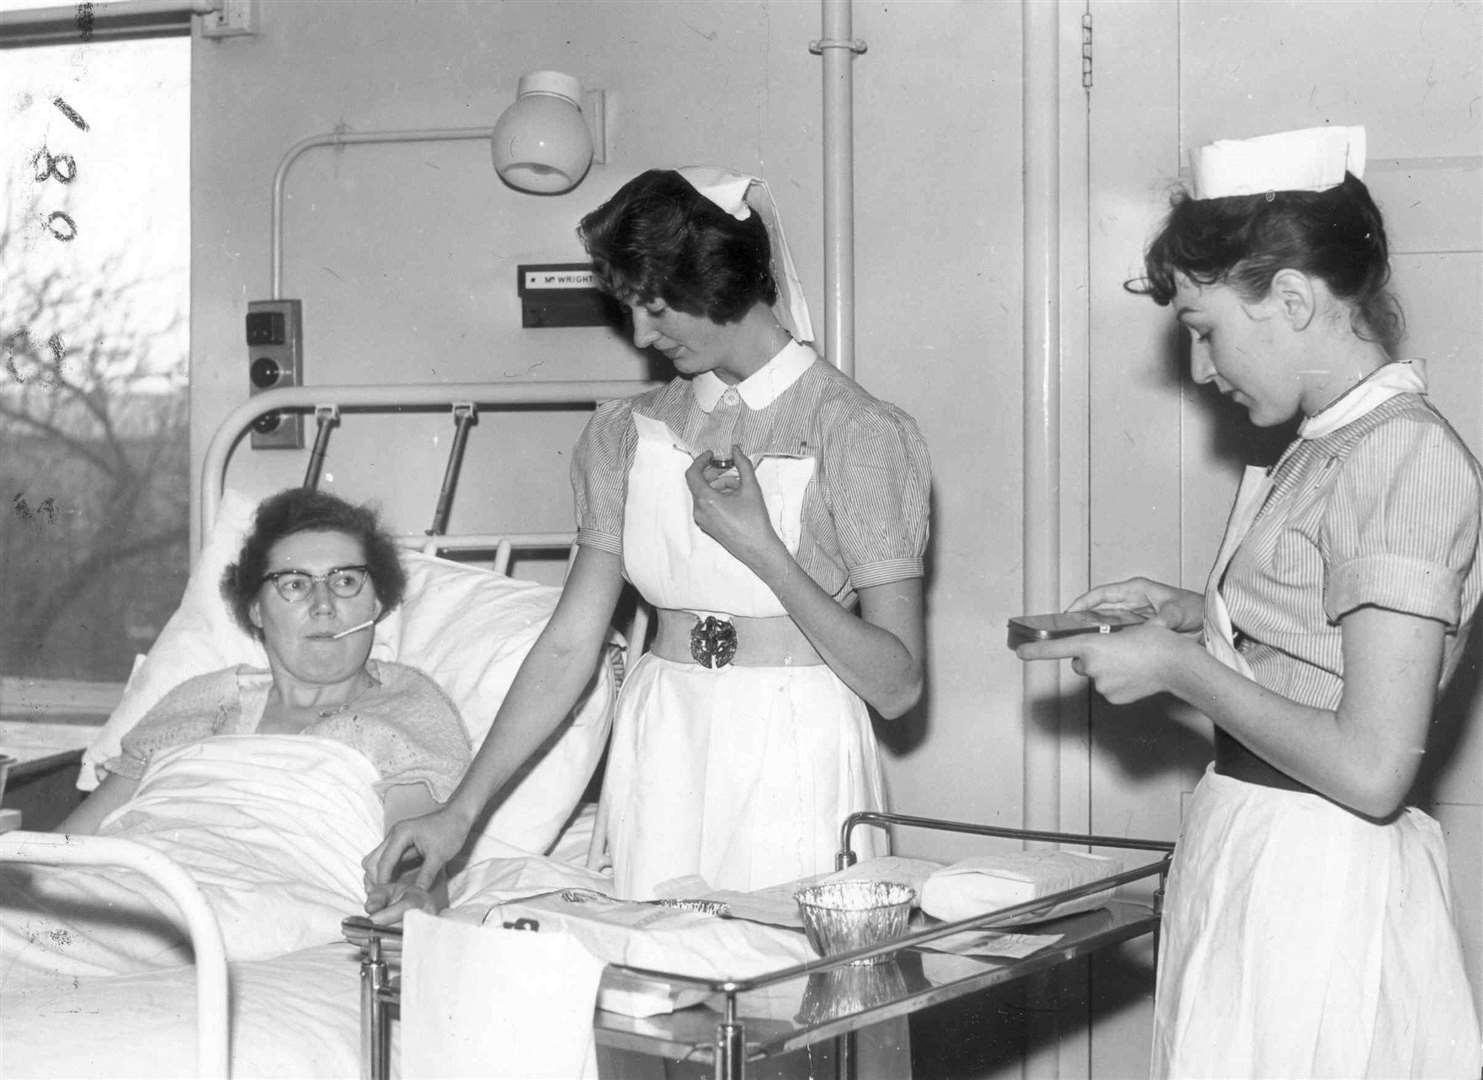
[{"left": 1, "top": 23, "right": 190, "bottom": 722}]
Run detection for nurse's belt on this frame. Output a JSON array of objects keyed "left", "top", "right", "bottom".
[{"left": 678, "top": 165, "right": 815, "bottom": 345}]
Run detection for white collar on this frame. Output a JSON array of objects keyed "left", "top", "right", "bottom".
[
  {"left": 692, "top": 339, "right": 816, "bottom": 413},
  {"left": 1298, "top": 359, "right": 1427, "bottom": 439}
]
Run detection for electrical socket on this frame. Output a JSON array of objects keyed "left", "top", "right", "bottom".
[
  {"left": 247, "top": 299, "right": 304, "bottom": 451},
  {"left": 201, "top": 0, "right": 257, "bottom": 38}
]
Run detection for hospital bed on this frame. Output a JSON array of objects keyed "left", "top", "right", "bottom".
[
  {"left": 0, "top": 380, "right": 1174, "bottom": 1080},
  {"left": 0, "top": 379, "right": 653, "bottom": 1078}
]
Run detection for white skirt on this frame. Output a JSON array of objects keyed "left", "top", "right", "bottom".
[
  {"left": 599, "top": 653, "right": 887, "bottom": 900},
  {"left": 1153, "top": 767, "right": 1481, "bottom": 1079}
]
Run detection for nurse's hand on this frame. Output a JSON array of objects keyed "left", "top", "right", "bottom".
[
  {"left": 685, "top": 446, "right": 782, "bottom": 566},
  {"left": 1016, "top": 622, "right": 1202, "bottom": 705},
  {"left": 1067, "top": 576, "right": 1205, "bottom": 635},
  {"left": 364, "top": 805, "right": 471, "bottom": 893}
]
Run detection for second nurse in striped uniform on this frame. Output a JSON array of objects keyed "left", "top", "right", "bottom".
[
  {"left": 369, "top": 167, "right": 930, "bottom": 901},
  {"left": 1017, "top": 126, "right": 1482, "bottom": 1077}
]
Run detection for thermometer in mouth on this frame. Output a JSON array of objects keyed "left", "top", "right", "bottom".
[{"left": 330, "top": 619, "right": 376, "bottom": 640}]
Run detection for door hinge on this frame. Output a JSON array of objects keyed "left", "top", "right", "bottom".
[{"left": 1081, "top": 12, "right": 1094, "bottom": 92}]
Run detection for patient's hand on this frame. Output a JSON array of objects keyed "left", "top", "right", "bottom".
[{"left": 364, "top": 879, "right": 444, "bottom": 926}]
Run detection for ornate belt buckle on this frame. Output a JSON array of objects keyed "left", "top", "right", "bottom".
[{"left": 690, "top": 615, "right": 737, "bottom": 669}]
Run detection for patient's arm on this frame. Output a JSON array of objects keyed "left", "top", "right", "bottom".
[
  {"left": 364, "top": 782, "right": 451, "bottom": 924},
  {"left": 54, "top": 772, "right": 140, "bottom": 835}
]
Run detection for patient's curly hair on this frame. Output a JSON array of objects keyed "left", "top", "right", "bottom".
[
  {"left": 578, "top": 169, "right": 777, "bottom": 324},
  {"left": 221, "top": 487, "right": 407, "bottom": 638}
]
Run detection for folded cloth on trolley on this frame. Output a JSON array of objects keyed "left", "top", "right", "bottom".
[
  {"left": 472, "top": 886, "right": 816, "bottom": 1016},
  {"left": 919, "top": 850, "right": 1124, "bottom": 925},
  {"left": 402, "top": 910, "right": 605, "bottom": 1080}
]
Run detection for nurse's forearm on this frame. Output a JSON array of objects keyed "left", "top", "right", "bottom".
[
  {"left": 748, "top": 542, "right": 923, "bottom": 719},
  {"left": 445, "top": 547, "right": 624, "bottom": 822},
  {"left": 1163, "top": 641, "right": 1431, "bottom": 819},
  {"left": 445, "top": 636, "right": 608, "bottom": 822}
]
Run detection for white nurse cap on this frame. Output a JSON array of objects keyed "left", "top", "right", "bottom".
[
  {"left": 1191, "top": 125, "right": 1366, "bottom": 200},
  {"left": 677, "top": 165, "right": 815, "bottom": 345}
]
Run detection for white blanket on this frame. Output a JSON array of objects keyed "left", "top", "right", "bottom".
[
  {"left": 0, "top": 735, "right": 382, "bottom": 991},
  {"left": 0, "top": 942, "right": 365, "bottom": 1079}
]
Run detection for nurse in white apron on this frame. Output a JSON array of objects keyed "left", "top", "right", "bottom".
[
  {"left": 1016, "top": 126, "right": 1483, "bottom": 1078},
  {"left": 367, "top": 167, "right": 930, "bottom": 905}
]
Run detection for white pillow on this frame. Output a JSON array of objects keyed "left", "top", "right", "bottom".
[
  {"left": 380, "top": 551, "right": 616, "bottom": 855},
  {"left": 82, "top": 490, "right": 615, "bottom": 857},
  {"left": 80, "top": 489, "right": 267, "bottom": 788}
]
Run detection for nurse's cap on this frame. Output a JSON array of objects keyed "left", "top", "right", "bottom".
[
  {"left": 1191, "top": 125, "right": 1366, "bottom": 200},
  {"left": 677, "top": 165, "right": 815, "bottom": 345}
]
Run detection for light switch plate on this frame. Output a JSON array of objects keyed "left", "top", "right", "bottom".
[{"left": 201, "top": 0, "right": 257, "bottom": 38}]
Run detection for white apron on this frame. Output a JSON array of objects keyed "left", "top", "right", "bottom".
[
  {"left": 1153, "top": 370, "right": 1481, "bottom": 1077},
  {"left": 600, "top": 414, "right": 887, "bottom": 900}
]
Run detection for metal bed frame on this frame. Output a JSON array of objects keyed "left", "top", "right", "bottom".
[
  {"left": 0, "top": 378, "right": 659, "bottom": 1079},
  {"left": 0, "top": 829, "right": 231, "bottom": 1079},
  {"left": 345, "top": 812, "right": 1174, "bottom": 1080}
]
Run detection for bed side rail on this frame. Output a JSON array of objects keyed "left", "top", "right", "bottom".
[{"left": 0, "top": 830, "right": 229, "bottom": 1080}]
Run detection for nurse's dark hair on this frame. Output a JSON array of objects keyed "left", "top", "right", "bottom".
[
  {"left": 1127, "top": 172, "right": 1403, "bottom": 350},
  {"left": 220, "top": 486, "right": 406, "bottom": 638},
  {"left": 578, "top": 169, "right": 778, "bottom": 324}
]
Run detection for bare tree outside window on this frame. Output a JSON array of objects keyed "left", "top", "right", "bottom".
[{"left": 1, "top": 35, "right": 189, "bottom": 707}]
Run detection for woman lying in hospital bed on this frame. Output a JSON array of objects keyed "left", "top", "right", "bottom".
[
  {"left": 0, "top": 487, "right": 473, "bottom": 989},
  {"left": 0, "top": 483, "right": 621, "bottom": 984}
]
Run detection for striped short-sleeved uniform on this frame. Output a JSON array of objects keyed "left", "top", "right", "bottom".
[
  {"left": 1154, "top": 389, "right": 1483, "bottom": 1078},
  {"left": 1225, "top": 393, "right": 1483, "bottom": 699},
  {"left": 573, "top": 347, "right": 931, "bottom": 604}
]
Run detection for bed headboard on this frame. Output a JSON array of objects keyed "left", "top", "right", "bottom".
[
  {"left": 199, "top": 377, "right": 661, "bottom": 680},
  {"left": 199, "top": 379, "right": 658, "bottom": 542}
]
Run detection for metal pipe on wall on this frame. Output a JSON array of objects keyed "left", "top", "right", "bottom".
[
  {"left": 816, "top": 0, "right": 863, "bottom": 376},
  {"left": 1020, "top": 5, "right": 1066, "bottom": 1077},
  {"left": 1021, "top": 0, "right": 1062, "bottom": 840},
  {"left": 269, "top": 127, "right": 494, "bottom": 300}
]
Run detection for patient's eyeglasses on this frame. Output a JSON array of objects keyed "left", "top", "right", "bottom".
[{"left": 261, "top": 565, "right": 371, "bottom": 603}]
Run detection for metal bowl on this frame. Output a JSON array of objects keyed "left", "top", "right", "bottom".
[
  {"left": 794, "top": 880, "right": 916, "bottom": 965},
  {"left": 795, "top": 958, "right": 908, "bottom": 1024}
]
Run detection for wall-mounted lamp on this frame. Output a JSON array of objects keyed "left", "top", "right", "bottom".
[
  {"left": 268, "top": 72, "right": 607, "bottom": 296},
  {"left": 491, "top": 70, "right": 603, "bottom": 195}
]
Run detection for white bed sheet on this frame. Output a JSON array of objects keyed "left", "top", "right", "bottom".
[
  {"left": 0, "top": 942, "right": 364, "bottom": 1079},
  {"left": 0, "top": 807, "right": 610, "bottom": 1080},
  {"left": 0, "top": 735, "right": 382, "bottom": 993}
]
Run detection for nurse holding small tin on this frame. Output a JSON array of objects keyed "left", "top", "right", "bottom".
[
  {"left": 369, "top": 167, "right": 931, "bottom": 905},
  {"left": 1018, "top": 126, "right": 1482, "bottom": 1078}
]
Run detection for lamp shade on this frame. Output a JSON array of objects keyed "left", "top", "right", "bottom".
[{"left": 491, "top": 71, "right": 593, "bottom": 194}]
